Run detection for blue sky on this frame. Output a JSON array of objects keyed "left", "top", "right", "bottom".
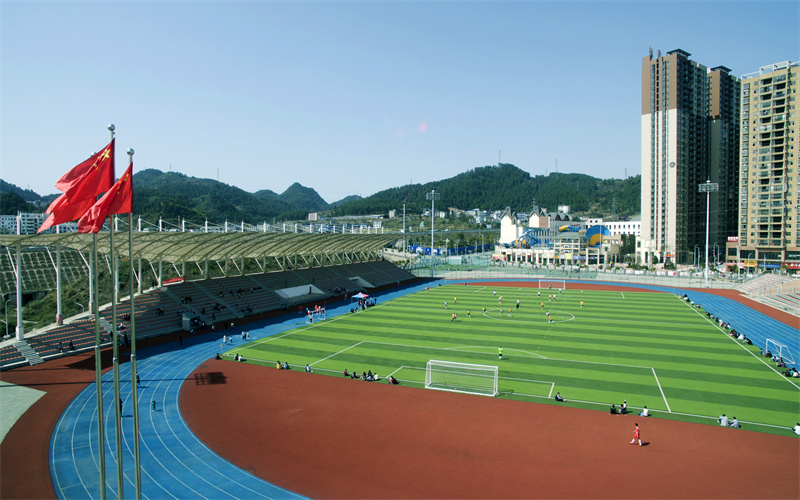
[{"left": 2, "top": 1, "right": 798, "bottom": 204}]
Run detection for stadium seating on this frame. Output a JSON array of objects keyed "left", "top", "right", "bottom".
[{"left": 1, "top": 261, "right": 418, "bottom": 369}]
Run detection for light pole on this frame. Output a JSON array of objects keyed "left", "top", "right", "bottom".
[
  {"left": 4, "top": 298, "right": 13, "bottom": 337},
  {"left": 75, "top": 302, "right": 85, "bottom": 314},
  {"left": 713, "top": 242, "right": 721, "bottom": 268},
  {"left": 699, "top": 180, "right": 719, "bottom": 288},
  {"left": 694, "top": 245, "right": 701, "bottom": 268},
  {"left": 0, "top": 320, "right": 6, "bottom": 338},
  {"left": 426, "top": 189, "right": 440, "bottom": 278}
]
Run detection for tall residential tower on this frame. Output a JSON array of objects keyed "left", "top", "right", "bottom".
[
  {"left": 737, "top": 61, "right": 799, "bottom": 268},
  {"left": 639, "top": 48, "right": 740, "bottom": 266}
]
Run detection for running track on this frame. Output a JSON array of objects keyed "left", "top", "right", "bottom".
[{"left": 49, "top": 280, "right": 799, "bottom": 499}]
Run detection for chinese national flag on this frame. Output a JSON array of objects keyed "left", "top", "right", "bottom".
[
  {"left": 78, "top": 163, "right": 133, "bottom": 234},
  {"left": 37, "top": 194, "right": 95, "bottom": 233},
  {"left": 55, "top": 139, "right": 115, "bottom": 201}
]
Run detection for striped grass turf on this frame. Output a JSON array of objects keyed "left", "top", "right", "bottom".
[{"left": 224, "top": 285, "right": 800, "bottom": 436}]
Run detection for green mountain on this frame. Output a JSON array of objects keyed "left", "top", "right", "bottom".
[
  {"left": 330, "top": 164, "right": 640, "bottom": 219},
  {"left": 1, "top": 164, "right": 641, "bottom": 225}
]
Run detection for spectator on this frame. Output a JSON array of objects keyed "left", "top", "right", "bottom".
[
  {"left": 554, "top": 392, "right": 565, "bottom": 402},
  {"left": 718, "top": 414, "right": 728, "bottom": 427},
  {"left": 639, "top": 406, "right": 649, "bottom": 417},
  {"left": 610, "top": 404, "right": 618, "bottom": 415},
  {"left": 620, "top": 400, "right": 628, "bottom": 414},
  {"left": 730, "top": 417, "right": 740, "bottom": 429},
  {"left": 343, "top": 369, "right": 349, "bottom": 377},
  {"left": 305, "top": 364, "right": 312, "bottom": 373},
  {"left": 793, "top": 423, "right": 800, "bottom": 436}
]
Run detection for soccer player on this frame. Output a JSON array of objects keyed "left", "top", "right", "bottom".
[
  {"left": 516, "top": 299, "right": 520, "bottom": 310},
  {"left": 630, "top": 423, "right": 642, "bottom": 446},
  {"left": 498, "top": 347, "right": 503, "bottom": 360},
  {"left": 444, "top": 301, "right": 448, "bottom": 309},
  {"left": 580, "top": 300, "right": 584, "bottom": 308},
  {"left": 541, "top": 302, "right": 544, "bottom": 309},
  {"left": 482, "top": 307, "right": 486, "bottom": 315},
  {"left": 452, "top": 313, "right": 456, "bottom": 322},
  {"left": 467, "top": 310, "right": 471, "bottom": 318},
  {"left": 500, "top": 308, "right": 503, "bottom": 316},
  {"left": 454, "top": 297, "right": 457, "bottom": 304}
]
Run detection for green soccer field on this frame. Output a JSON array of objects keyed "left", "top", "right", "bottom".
[{"left": 225, "top": 284, "right": 800, "bottom": 435}]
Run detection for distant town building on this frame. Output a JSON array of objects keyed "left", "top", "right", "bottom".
[{"left": 0, "top": 212, "right": 72, "bottom": 235}]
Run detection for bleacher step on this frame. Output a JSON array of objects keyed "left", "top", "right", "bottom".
[{"left": 13, "top": 341, "right": 44, "bottom": 366}]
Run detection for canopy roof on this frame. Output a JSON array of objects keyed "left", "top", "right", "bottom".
[{"left": 0, "top": 231, "right": 398, "bottom": 265}]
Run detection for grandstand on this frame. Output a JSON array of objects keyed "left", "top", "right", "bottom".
[
  {"left": 0, "top": 247, "right": 88, "bottom": 295},
  {"left": 0, "top": 231, "right": 417, "bottom": 371}
]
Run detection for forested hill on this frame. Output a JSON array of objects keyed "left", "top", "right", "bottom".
[
  {"left": 131, "top": 170, "right": 331, "bottom": 224},
  {"left": 330, "top": 164, "right": 640, "bottom": 218},
  {"left": 1, "top": 164, "right": 640, "bottom": 225}
]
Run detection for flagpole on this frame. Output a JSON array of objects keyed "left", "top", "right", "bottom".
[
  {"left": 111, "top": 213, "right": 124, "bottom": 497},
  {"left": 93, "top": 230, "right": 107, "bottom": 500},
  {"left": 105, "top": 124, "right": 125, "bottom": 498},
  {"left": 126, "top": 148, "right": 142, "bottom": 499}
]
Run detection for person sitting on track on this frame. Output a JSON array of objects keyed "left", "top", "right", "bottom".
[
  {"left": 610, "top": 404, "right": 618, "bottom": 415},
  {"left": 283, "top": 362, "right": 290, "bottom": 370},
  {"left": 343, "top": 369, "right": 349, "bottom": 377},
  {"left": 639, "top": 406, "right": 649, "bottom": 417}
]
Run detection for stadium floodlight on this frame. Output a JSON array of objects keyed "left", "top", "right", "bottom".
[
  {"left": 699, "top": 180, "right": 718, "bottom": 288},
  {"left": 425, "top": 359, "right": 498, "bottom": 397},
  {"left": 426, "top": 189, "right": 440, "bottom": 278}
]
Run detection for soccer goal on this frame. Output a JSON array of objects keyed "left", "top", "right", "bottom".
[
  {"left": 765, "top": 339, "right": 796, "bottom": 365},
  {"left": 538, "top": 280, "right": 566, "bottom": 290},
  {"left": 425, "top": 360, "right": 499, "bottom": 397}
]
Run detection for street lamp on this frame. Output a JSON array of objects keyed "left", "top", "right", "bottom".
[
  {"left": 426, "top": 189, "right": 440, "bottom": 278},
  {"left": 75, "top": 302, "right": 85, "bottom": 314},
  {"left": 713, "top": 242, "right": 721, "bottom": 268},
  {"left": 694, "top": 245, "right": 701, "bottom": 268},
  {"left": 699, "top": 180, "right": 719, "bottom": 288}
]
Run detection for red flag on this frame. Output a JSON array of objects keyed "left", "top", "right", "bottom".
[
  {"left": 37, "top": 194, "right": 96, "bottom": 233},
  {"left": 78, "top": 163, "right": 133, "bottom": 234},
  {"left": 55, "top": 139, "right": 115, "bottom": 201}
]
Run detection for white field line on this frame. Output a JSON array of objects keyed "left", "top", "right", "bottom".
[
  {"left": 445, "top": 345, "right": 547, "bottom": 360},
  {"left": 306, "top": 354, "right": 788, "bottom": 432},
  {"left": 676, "top": 295, "right": 800, "bottom": 390},
  {"left": 621, "top": 292, "right": 625, "bottom": 299},
  {"left": 310, "top": 341, "right": 364, "bottom": 367},
  {"left": 652, "top": 368, "right": 671, "bottom": 412}
]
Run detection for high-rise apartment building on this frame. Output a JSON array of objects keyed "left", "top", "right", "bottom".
[
  {"left": 639, "top": 48, "right": 740, "bottom": 266},
  {"left": 737, "top": 61, "right": 800, "bottom": 269}
]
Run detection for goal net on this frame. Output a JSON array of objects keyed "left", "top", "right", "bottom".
[
  {"left": 425, "top": 360, "right": 498, "bottom": 397},
  {"left": 765, "top": 339, "right": 796, "bottom": 365},
  {"left": 538, "top": 280, "right": 566, "bottom": 290}
]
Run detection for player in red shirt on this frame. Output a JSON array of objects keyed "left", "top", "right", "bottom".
[{"left": 630, "top": 423, "right": 642, "bottom": 446}]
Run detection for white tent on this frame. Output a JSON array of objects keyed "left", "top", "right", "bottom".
[{"left": 351, "top": 292, "right": 369, "bottom": 300}]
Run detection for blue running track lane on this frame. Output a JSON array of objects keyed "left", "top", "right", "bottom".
[
  {"left": 49, "top": 279, "right": 798, "bottom": 499},
  {"left": 49, "top": 283, "right": 432, "bottom": 500}
]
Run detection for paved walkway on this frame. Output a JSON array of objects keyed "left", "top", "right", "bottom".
[{"left": 47, "top": 280, "right": 798, "bottom": 498}]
